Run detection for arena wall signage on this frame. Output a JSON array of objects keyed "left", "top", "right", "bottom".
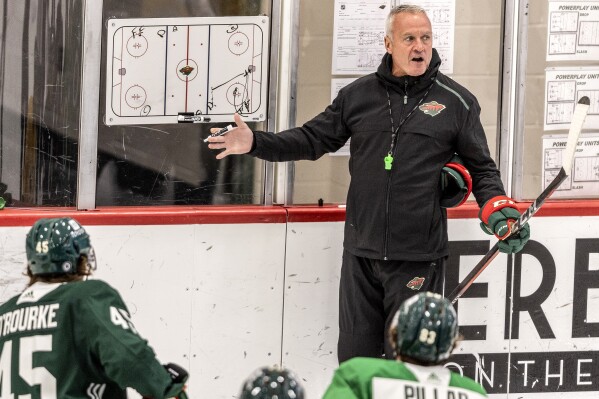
[{"left": 445, "top": 217, "right": 599, "bottom": 396}]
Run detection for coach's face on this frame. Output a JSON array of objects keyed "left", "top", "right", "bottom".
[{"left": 384, "top": 12, "right": 433, "bottom": 77}]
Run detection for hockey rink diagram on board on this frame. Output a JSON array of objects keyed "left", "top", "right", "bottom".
[{"left": 105, "top": 16, "right": 269, "bottom": 125}]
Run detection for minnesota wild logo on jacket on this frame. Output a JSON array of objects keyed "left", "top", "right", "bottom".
[{"left": 419, "top": 101, "right": 446, "bottom": 116}]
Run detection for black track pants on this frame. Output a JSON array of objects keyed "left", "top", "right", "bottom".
[{"left": 337, "top": 250, "right": 446, "bottom": 363}]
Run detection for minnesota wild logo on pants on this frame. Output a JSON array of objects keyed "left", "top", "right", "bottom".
[{"left": 407, "top": 277, "right": 426, "bottom": 290}]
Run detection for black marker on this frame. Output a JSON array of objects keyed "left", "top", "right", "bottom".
[
  {"left": 177, "top": 112, "right": 211, "bottom": 123},
  {"left": 204, "top": 125, "right": 233, "bottom": 143}
]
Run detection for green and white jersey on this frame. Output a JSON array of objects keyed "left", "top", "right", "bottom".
[
  {"left": 323, "top": 357, "right": 487, "bottom": 399},
  {"left": 0, "top": 280, "right": 184, "bottom": 399}
]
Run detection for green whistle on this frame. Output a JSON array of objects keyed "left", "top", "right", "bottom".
[{"left": 384, "top": 155, "right": 393, "bottom": 170}]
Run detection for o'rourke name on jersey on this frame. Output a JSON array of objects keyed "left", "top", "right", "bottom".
[
  {"left": 372, "top": 377, "right": 486, "bottom": 399},
  {"left": 0, "top": 304, "right": 60, "bottom": 338}
]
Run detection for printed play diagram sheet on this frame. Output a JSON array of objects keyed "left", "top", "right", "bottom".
[
  {"left": 406, "top": 0, "right": 455, "bottom": 75},
  {"left": 547, "top": 0, "right": 599, "bottom": 61},
  {"left": 542, "top": 133, "right": 599, "bottom": 197},
  {"left": 332, "top": 0, "right": 455, "bottom": 75},
  {"left": 332, "top": 0, "right": 391, "bottom": 74},
  {"left": 544, "top": 67, "right": 599, "bottom": 131}
]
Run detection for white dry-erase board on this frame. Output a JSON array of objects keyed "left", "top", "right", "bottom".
[{"left": 105, "top": 16, "right": 269, "bottom": 125}]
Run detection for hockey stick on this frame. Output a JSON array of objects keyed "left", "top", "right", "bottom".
[{"left": 448, "top": 96, "right": 591, "bottom": 304}]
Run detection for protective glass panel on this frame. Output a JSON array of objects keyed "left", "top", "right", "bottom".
[
  {"left": 292, "top": 0, "right": 503, "bottom": 205},
  {"left": 520, "top": 1, "right": 599, "bottom": 200},
  {"left": 97, "top": 0, "right": 270, "bottom": 206},
  {"left": 0, "top": 1, "right": 83, "bottom": 207}
]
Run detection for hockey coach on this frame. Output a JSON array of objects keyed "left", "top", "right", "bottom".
[{"left": 207, "top": 4, "right": 530, "bottom": 363}]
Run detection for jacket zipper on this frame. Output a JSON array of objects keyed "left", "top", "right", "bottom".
[{"left": 383, "top": 80, "right": 409, "bottom": 260}]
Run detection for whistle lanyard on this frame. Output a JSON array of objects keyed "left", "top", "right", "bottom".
[{"left": 384, "top": 80, "right": 434, "bottom": 170}]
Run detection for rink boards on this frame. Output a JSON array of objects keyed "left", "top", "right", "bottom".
[{"left": 0, "top": 204, "right": 598, "bottom": 398}]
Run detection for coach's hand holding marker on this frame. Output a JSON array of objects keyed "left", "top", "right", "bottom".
[
  {"left": 206, "top": 113, "right": 255, "bottom": 160},
  {"left": 203, "top": 124, "right": 233, "bottom": 143}
]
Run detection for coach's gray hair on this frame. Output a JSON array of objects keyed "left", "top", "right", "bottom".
[{"left": 385, "top": 5, "right": 428, "bottom": 37}]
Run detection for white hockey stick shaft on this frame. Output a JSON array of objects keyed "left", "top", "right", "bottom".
[{"left": 448, "top": 96, "right": 590, "bottom": 304}]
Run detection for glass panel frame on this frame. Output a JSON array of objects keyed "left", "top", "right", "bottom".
[
  {"left": 0, "top": 0, "right": 86, "bottom": 208},
  {"left": 515, "top": 0, "right": 599, "bottom": 201},
  {"left": 92, "top": 0, "right": 278, "bottom": 207},
  {"left": 289, "top": 0, "right": 506, "bottom": 205},
  {"left": 9, "top": 1, "right": 584, "bottom": 209}
]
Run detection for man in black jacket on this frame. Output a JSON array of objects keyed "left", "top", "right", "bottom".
[{"left": 207, "top": 4, "right": 529, "bottom": 363}]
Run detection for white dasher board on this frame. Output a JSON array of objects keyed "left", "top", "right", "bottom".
[{"left": 105, "top": 16, "right": 269, "bottom": 125}]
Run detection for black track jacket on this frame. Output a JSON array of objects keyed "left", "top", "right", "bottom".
[{"left": 251, "top": 49, "right": 505, "bottom": 261}]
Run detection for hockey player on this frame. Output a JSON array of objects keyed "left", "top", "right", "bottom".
[
  {"left": 322, "top": 291, "right": 487, "bottom": 399},
  {"left": 0, "top": 217, "right": 188, "bottom": 399},
  {"left": 239, "top": 366, "right": 304, "bottom": 399}
]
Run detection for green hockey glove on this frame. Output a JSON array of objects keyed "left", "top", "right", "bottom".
[
  {"left": 479, "top": 195, "right": 530, "bottom": 254},
  {"left": 440, "top": 154, "right": 472, "bottom": 208},
  {"left": 165, "top": 363, "right": 189, "bottom": 399}
]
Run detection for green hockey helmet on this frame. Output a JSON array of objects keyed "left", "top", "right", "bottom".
[
  {"left": 392, "top": 292, "right": 458, "bottom": 364},
  {"left": 240, "top": 366, "right": 304, "bottom": 399},
  {"left": 26, "top": 218, "right": 96, "bottom": 276}
]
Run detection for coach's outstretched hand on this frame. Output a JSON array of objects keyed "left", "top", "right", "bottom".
[
  {"left": 206, "top": 113, "right": 254, "bottom": 159},
  {"left": 479, "top": 195, "right": 530, "bottom": 254}
]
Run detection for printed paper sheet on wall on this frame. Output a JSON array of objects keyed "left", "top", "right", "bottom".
[
  {"left": 544, "top": 67, "right": 599, "bottom": 131},
  {"left": 332, "top": 0, "right": 455, "bottom": 75},
  {"left": 547, "top": 0, "right": 599, "bottom": 62},
  {"left": 542, "top": 133, "right": 599, "bottom": 198}
]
